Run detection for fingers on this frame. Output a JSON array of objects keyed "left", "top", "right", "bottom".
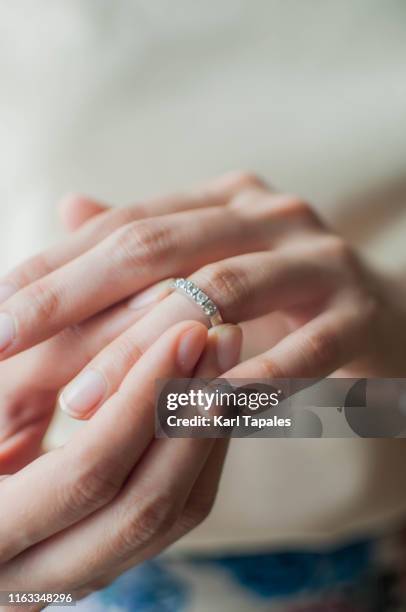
[
  {"left": 2, "top": 438, "right": 214, "bottom": 590},
  {"left": 59, "top": 305, "right": 242, "bottom": 422},
  {"left": 0, "top": 171, "right": 262, "bottom": 298},
  {"left": 59, "top": 241, "right": 343, "bottom": 418},
  {"left": 123, "top": 328, "right": 240, "bottom": 565},
  {"left": 84, "top": 439, "right": 231, "bottom": 593},
  {"left": 224, "top": 295, "right": 376, "bottom": 380},
  {"left": 83, "top": 329, "right": 237, "bottom": 590},
  {"left": 0, "top": 325, "right": 241, "bottom": 590},
  {"left": 0, "top": 390, "right": 55, "bottom": 475},
  {"left": 194, "top": 324, "right": 242, "bottom": 378},
  {"left": 0, "top": 205, "right": 268, "bottom": 359},
  {"left": 190, "top": 246, "right": 337, "bottom": 323},
  {"left": 75, "top": 443, "right": 232, "bottom": 598},
  {"left": 0, "top": 284, "right": 164, "bottom": 474},
  {"left": 0, "top": 288, "right": 161, "bottom": 433},
  {"left": 141, "top": 438, "right": 230, "bottom": 561},
  {"left": 0, "top": 182, "right": 322, "bottom": 360},
  {"left": 0, "top": 279, "right": 170, "bottom": 474},
  {"left": 0, "top": 321, "right": 208, "bottom": 565}
]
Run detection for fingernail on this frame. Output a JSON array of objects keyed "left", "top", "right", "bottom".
[
  {"left": 215, "top": 324, "right": 242, "bottom": 372},
  {"left": 0, "top": 283, "right": 17, "bottom": 304},
  {"left": 177, "top": 325, "right": 207, "bottom": 373},
  {"left": 59, "top": 369, "right": 107, "bottom": 418},
  {"left": 0, "top": 313, "right": 16, "bottom": 352},
  {"left": 127, "top": 280, "right": 171, "bottom": 310}
]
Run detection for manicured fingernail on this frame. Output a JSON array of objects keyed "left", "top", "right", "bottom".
[
  {"left": 128, "top": 280, "right": 171, "bottom": 310},
  {"left": 60, "top": 369, "right": 107, "bottom": 418},
  {"left": 0, "top": 313, "right": 16, "bottom": 352},
  {"left": 177, "top": 325, "right": 207, "bottom": 373},
  {"left": 215, "top": 324, "right": 242, "bottom": 372},
  {"left": 0, "top": 283, "right": 17, "bottom": 304}
]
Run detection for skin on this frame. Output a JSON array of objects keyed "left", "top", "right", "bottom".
[
  {"left": 0, "top": 171, "right": 406, "bottom": 602},
  {"left": 0, "top": 173, "right": 256, "bottom": 470},
  {"left": 0, "top": 320, "right": 240, "bottom": 605}
]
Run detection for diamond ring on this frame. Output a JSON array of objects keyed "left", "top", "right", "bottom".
[{"left": 170, "top": 278, "right": 223, "bottom": 327}]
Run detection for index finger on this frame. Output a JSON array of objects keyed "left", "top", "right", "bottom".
[{"left": 0, "top": 172, "right": 262, "bottom": 298}]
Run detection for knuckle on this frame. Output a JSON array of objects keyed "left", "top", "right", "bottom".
[
  {"left": 109, "top": 220, "right": 173, "bottom": 268},
  {"left": 255, "top": 356, "right": 288, "bottom": 380},
  {"left": 113, "top": 334, "right": 144, "bottom": 371},
  {"left": 113, "top": 491, "right": 178, "bottom": 557},
  {"left": 302, "top": 328, "right": 339, "bottom": 372},
  {"left": 196, "top": 263, "right": 249, "bottom": 311},
  {"left": 25, "top": 280, "right": 62, "bottom": 322},
  {"left": 60, "top": 455, "right": 121, "bottom": 519},
  {"left": 59, "top": 323, "right": 94, "bottom": 364}
]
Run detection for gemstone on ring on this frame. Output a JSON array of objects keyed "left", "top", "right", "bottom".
[
  {"left": 203, "top": 300, "right": 217, "bottom": 316},
  {"left": 170, "top": 278, "right": 223, "bottom": 326}
]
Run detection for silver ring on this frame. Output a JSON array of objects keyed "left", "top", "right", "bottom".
[{"left": 170, "top": 278, "right": 223, "bottom": 327}]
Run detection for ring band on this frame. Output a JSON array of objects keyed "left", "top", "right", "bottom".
[{"left": 170, "top": 278, "right": 223, "bottom": 327}]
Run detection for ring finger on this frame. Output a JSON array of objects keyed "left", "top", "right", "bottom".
[{"left": 59, "top": 240, "right": 344, "bottom": 419}]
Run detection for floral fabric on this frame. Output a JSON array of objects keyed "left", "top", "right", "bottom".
[{"left": 65, "top": 526, "right": 406, "bottom": 612}]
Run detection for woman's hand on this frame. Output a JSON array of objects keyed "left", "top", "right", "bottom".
[
  {"left": 0, "top": 320, "right": 241, "bottom": 601},
  {"left": 1, "top": 171, "right": 406, "bottom": 423},
  {"left": 0, "top": 173, "right": 266, "bottom": 471},
  {"left": 0, "top": 197, "right": 166, "bottom": 472},
  {"left": 1, "top": 170, "right": 405, "bottom": 603}
]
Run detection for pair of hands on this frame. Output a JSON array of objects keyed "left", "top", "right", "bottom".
[{"left": 0, "top": 171, "right": 405, "bottom": 599}]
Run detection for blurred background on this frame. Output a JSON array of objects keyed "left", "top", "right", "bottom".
[
  {"left": 1, "top": 0, "right": 406, "bottom": 565},
  {"left": 1, "top": 1, "right": 406, "bottom": 272}
]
